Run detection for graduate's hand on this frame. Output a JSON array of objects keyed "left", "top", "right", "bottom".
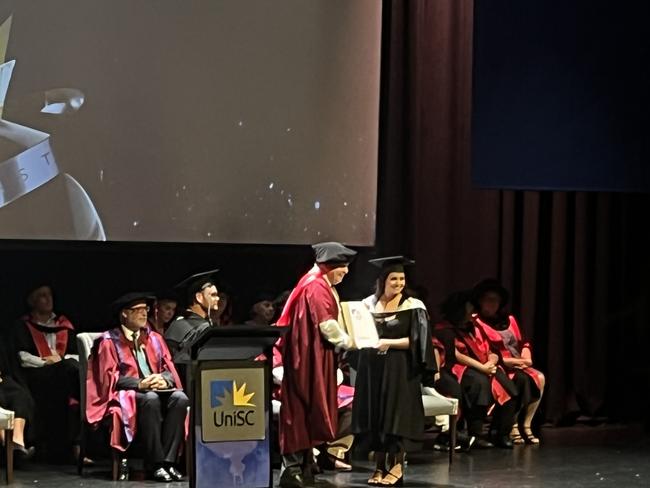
[
  {"left": 44, "top": 354, "right": 62, "bottom": 364},
  {"left": 487, "top": 353, "right": 499, "bottom": 365},
  {"left": 375, "top": 339, "right": 390, "bottom": 353}
]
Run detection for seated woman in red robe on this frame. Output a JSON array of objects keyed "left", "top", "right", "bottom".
[
  {"left": 472, "top": 279, "right": 546, "bottom": 444},
  {"left": 86, "top": 292, "right": 188, "bottom": 482},
  {"left": 434, "top": 289, "right": 521, "bottom": 449}
]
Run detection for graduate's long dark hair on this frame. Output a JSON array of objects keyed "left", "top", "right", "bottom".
[{"left": 373, "top": 266, "right": 410, "bottom": 305}]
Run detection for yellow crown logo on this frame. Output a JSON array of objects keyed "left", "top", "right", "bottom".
[{"left": 232, "top": 381, "right": 255, "bottom": 407}]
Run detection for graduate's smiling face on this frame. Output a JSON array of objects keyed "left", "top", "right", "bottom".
[
  {"left": 121, "top": 301, "right": 150, "bottom": 330},
  {"left": 384, "top": 272, "right": 406, "bottom": 298}
]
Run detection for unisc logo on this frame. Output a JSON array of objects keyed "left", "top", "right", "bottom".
[{"left": 210, "top": 380, "right": 256, "bottom": 428}]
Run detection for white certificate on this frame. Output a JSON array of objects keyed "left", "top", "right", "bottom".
[{"left": 340, "top": 301, "right": 379, "bottom": 349}]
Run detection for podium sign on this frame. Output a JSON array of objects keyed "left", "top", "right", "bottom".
[
  {"left": 200, "top": 367, "right": 266, "bottom": 442},
  {"left": 188, "top": 325, "right": 284, "bottom": 488}
]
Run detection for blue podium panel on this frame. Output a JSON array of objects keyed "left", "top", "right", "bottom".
[{"left": 194, "top": 362, "right": 271, "bottom": 488}]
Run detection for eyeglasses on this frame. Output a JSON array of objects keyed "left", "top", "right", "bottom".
[{"left": 126, "top": 305, "right": 150, "bottom": 314}]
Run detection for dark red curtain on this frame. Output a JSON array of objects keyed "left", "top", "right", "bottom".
[{"left": 377, "top": 0, "right": 650, "bottom": 425}]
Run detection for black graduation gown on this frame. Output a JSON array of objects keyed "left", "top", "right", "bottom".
[
  {"left": 164, "top": 311, "right": 212, "bottom": 363},
  {"left": 351, "top": 300, "right": 436, "bottom": 453},
  {"left": 12, "top": 317, "right": 80, "bottom": 458},
  {"left": 0, "top": 337, "right": 35, "bottom": 423}
]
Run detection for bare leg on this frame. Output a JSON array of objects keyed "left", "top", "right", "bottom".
[
  {"left": 522, "top": 373, "right": 545, "bottom": 444},
  {"left": 12, "top": 418, "right": 26, "bottom": 447}
]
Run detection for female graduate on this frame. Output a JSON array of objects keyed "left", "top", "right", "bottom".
[{"left": 351, "top": 256, "right": 436, "bottom": 486}]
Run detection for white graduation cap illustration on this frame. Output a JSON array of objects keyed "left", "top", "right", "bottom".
[{"left": 0, "top": 15, "right": 105, "bottom": 240}]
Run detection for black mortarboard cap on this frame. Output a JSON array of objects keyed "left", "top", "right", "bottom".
[
  {"left": 368, "top": 255, "right": 415, "bottom": 273},
  {"left": 311, "top": 242, "right": 357, "bottom": 265},
  {"left": 471, "top": 278, "right": 509, "bottom": 308},
  {"left": 111, "top": 292, "right": 156, "bottom": 313},
  {"left": 174, "top": 268, "right": 220, "bottom": 298},
  {"left": 154, "top": 288, "right": 180, "bottom": 303}
]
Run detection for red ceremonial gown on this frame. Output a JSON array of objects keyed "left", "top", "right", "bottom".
[
  {"left": 275, "top": 266, "right": 339, "bottom": 454},
  {"left": 85, "top": 327, "right": 184, "bottom": 451},
  {"left": 474, "top": 315, "right": 544, "bottom": 391}
]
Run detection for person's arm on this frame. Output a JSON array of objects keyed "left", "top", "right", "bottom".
[
  {"left": 116, "top": 375, "right": 140, "bottom": 390},
  {"left": 376, "top": 337, "right": 409, "bottom": 351},
  {"left": 455, "top": 349, "right": 496, "bottom": 375},
  {"left": 319, "top": 319, "right": 353, "bottom": 349},
  {"left": 18, "top": 351, "right": 46, "bottom": 368},
  {"left": 520, "top": 346, "right": 533, "bottom": 366}
]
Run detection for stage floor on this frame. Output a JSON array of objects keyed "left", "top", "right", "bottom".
[{"left": 5, "top": 441, "right": 650, "bottom": 488}]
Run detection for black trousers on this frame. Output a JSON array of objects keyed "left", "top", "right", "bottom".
[
  {"left": 490, "top": 370, "right": 526, "bottom": 438},
  {"left": 460, "top": 368, "right": 493, "bottom": 437},
  {"left": 135, "top": 390, "right": 189, "bottom": 468}
]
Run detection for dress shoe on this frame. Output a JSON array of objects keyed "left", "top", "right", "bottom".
[
  {"left": 166, "top": 465, "right": 184, "bottom": 481},
  {"left": 474, "top": 438, "right": 494, "bottom": 449},
  {"left": 279, "top": 469, "right": 305, "bottom": 488},
  {"left": 491, "top": 436, "right": 514, "bottom": 449},
  {"left": 151, "top": 467, "right": 173, "bottom": 482},
  {"left": 117, "top": 458, "right": 129, "bottom": 481}
]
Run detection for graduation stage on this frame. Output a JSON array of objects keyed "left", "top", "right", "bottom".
[{"left": 6, "top": 425, "right": 649, "bottom": 488}]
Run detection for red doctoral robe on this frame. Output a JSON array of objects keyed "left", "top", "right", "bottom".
[
  {"left": 85, "top": 327, "right": 184, "bottom": 451},
  {"left": 275, "top": 266, "right": 339, "bottom": 454},
  {"left": 474, "top": 315, "right": 544, "bottom": 391}
]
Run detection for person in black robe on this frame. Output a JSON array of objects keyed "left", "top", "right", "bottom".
[
  {"left": 351, "top": 256, "right": 436, "bottom": 487},
  {"left": 0, "top": 336, "right": 35, "bottom": 460},
  {"left": 11, "top": 283, "right": 81, "bottom": 462},
  {"left": 164, "top": 269, "right": 220, "bottom": 378}
]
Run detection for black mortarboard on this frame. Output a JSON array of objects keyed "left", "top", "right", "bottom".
[
  {"left": 439, "top": 289, "right": 473, "bottom": 324},
  {"left": 250, "top": 291, "right": 276, "bottom": 305},
  {"left": 174, "top": 268, "right": 220, "bottom": 299},
  {"left": 471, "top": 278, "right": 509, "bottom": 308},
  {"left": 154, "top": 288, "right": 180, "bottom": 303},
  {"left": 311, "top": 242, "right": 357, "bottom": 265},
  {"left": 368, "top": 255, "right": 415, "bottom": 274},
  {"left": 111, "top": 292, "right": 156, "bottom": 313}
]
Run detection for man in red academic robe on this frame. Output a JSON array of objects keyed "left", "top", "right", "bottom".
[
  {"left": 275, "top": 242, "right": 356, "bottom": 488},
  {"left": 86, "top": 292, "right": 188, "bottom": 482}
]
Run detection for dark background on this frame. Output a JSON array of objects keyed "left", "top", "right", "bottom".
[
  {"left": 1, "top": 0, "right": 649, "bottom": 430},
  {"left": 472, "top": 0, "right": 649, "bottom": 192}
]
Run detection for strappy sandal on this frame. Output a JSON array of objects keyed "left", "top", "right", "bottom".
[
  {"left": 510, "top": 426, "right": 525, "bottom": 445},
  {"left": 380, "top": 464, "right": 403, "bottom": 486},
  {"left": 368, "top": 468, "right": 385, "bottom": 486},
  {"left": 522, "top": 426, "right": 540, "bottom": 445}
]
